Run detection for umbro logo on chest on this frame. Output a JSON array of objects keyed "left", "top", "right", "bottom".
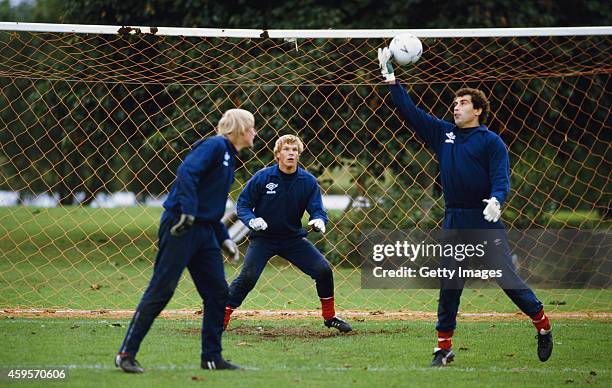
[
  {"left": 265, "top": 182, "right": 278, "bottom": 194},
  {"left": 445, "top": 132, "right": 456, "bottom": 144},
  {"left": 223, "top": 151, "right": 230, "bottom": 166}
]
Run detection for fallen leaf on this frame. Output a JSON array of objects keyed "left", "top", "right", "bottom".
[{"left": 549, "top": 300, "right": 567, "bottom": 305}]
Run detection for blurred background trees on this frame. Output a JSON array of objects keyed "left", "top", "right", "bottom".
[
  {"left": 0, "top": 0, "right": 609, "bottom": 229},
  {"left": 2, "top": 0, "right": 610, "bottom": 29}
]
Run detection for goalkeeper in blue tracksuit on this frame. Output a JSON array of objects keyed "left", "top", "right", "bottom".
[
  {"left": 115, "top": 109, "right": 257, "bottom": 373},
  {"left": 223, "top": 135, "right": 352, "bottom": 333},
  {"left": 378, "top": 47, "right": 553, "bottom": 367}
]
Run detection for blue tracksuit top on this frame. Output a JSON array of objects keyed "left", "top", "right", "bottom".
[
  {"left": 389, "top": 81, "right": 510, "bottom": 208},
  {"left": 163, "top": 135, "right": 235, "bottom": 241},
  {"left": 237, "top": 164, "right": 328, "bottom": 239}
]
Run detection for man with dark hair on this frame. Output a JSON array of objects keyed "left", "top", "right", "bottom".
[
  {"left": 454, "top": 88, "right": 490, "bottom": 124},
  {"left": 378, "top": 47, "right": 553, "bottom": 367}
]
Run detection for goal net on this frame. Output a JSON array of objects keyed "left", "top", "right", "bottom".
[{"left": 0, "top": 24, "right": 610, "bottom": 314}]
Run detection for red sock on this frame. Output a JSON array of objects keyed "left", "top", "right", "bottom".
[
  {"left": 530, "top": 308, "right": 551, "bottom": 333},
  {"left": 320, "top": 297, "right": 335, "bottom": 320},
  {"left": 223, "top": 306, "right": 234, "bottom": 330},
  {"left": 437, "top": 330, "right": 454, "bottom": 350}
]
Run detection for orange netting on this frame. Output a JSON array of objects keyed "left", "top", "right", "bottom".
[{"left": 0, "top": 28, "right": 610, "bottom": 313}]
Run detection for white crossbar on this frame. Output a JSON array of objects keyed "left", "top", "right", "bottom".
[{"left": 0, "top": 22, "right": 610, "bottom": 38}]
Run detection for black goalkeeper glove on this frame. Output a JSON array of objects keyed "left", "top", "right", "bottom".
[{"left": 170, "top": 214, "right": 195, "bottom": 237}]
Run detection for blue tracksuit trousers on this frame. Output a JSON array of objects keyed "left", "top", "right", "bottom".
[
  {"left": 119, "top": 211, "right": 228, "bottom": 361},
  {"left": 436, "top": 209, "right": 543, "bottom": 332},
  {"left": 227, "top": 237, "right": 334, "bottom": 308}
]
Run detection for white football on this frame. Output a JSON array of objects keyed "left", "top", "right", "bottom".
[{"left": 389, "top": 33, "right": 423, "bottom": 65}]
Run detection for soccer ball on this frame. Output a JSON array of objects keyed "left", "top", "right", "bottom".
[{"left": 389, "top": 33, "right": 423, "bottom": 65}]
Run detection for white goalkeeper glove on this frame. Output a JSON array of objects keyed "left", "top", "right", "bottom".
[
  {"left": 248, "top": 217, "right": 268, "bottom": 231},
  {"left": 377, "top": 47, "right": 395, "bottom": 83},
  {"left": 482, "top": 197, "right": 501, "bottom": 222},
  {"left": 308, "top": 219, "right": 326, "bottom": 234},
  {"left": 222, "top": 239, "right": 240, "bottom": 263},
  {"left": 170, "top": 213, "right": 195, "bottom": 237}
]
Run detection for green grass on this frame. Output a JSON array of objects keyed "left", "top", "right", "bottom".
[
  {"left": 1, "top": 206, "right": 611, "bottom": 312},
  {"left": 1, "top": 207, "right": 610, "bottom": 386},
  {"left": 0, "top": 317, "right": 609, "bottom": 387}
]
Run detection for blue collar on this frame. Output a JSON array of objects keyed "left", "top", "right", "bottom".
[
  {"left": 221, "top": 136, "right": 237, "bottom": 156},
  {"left": 272, "top": 164, "right": 307, "bottom": 179},
  {"left": 452, "top": 124, "right": 489, "bottom": 138},
  {"left": 456, "top": 124, "right": 488, "bottom": 131}
]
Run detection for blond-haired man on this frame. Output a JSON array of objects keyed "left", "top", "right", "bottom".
[
  {"left": 116, "top": 109, "right": 257, "bottom": 373},
  {"left": 224, "top": 135, "right": 352, "bottom": 333}
]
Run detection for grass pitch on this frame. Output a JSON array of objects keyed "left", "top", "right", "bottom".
[
  {"left": 1, "top": 317, "right": 610, "bottom": 387},
  {"left": 0, "top": 206, "right": 610, "bottom": 386}
]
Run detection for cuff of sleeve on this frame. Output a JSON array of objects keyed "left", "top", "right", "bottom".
[
  {"left": 183, "top": 208, "right": 196, "bottom": 217},
  {"left": 312, "top": 217, "right": 328, "bottom": 224},
  {"left": 215, "top": 223, "right": 230, "bottom": 242},
  {"left": 490, "top": 194, "right": 505, "bottom": 206},
  {"left": 221, "top": 230, "right": 230, "bottom": 241},
  {"left": 181, "top": 205, "right": 197, "bottom": 217}
]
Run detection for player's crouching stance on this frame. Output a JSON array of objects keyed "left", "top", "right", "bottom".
[
  {"left": 378, "top": 47, "right": 553, "bottom": 367},
  {"left": 224, "top": 135, "right": 352, "bottom": 333},
  {"left": 115, "top": 109, "right": 257, "bottom": 373}
]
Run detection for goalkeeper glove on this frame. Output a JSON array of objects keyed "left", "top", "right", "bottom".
[
  {"left": 248, "top": 217, "right": 268, "bottom": 231},
  {"left": 222, "top": 239, "right": 240, "bottom": 263},
  {"left": 482, "top": 197, "right": 501, "bottom": 222},
  {"left": 170, "top": 213, "right": 195, "bottom": 237},
  {"left": 308, "top": 218, "right": 326, "bottom": 234},
  {"left": 378, "top": 47, "right": 395, "bottom": 83}
]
